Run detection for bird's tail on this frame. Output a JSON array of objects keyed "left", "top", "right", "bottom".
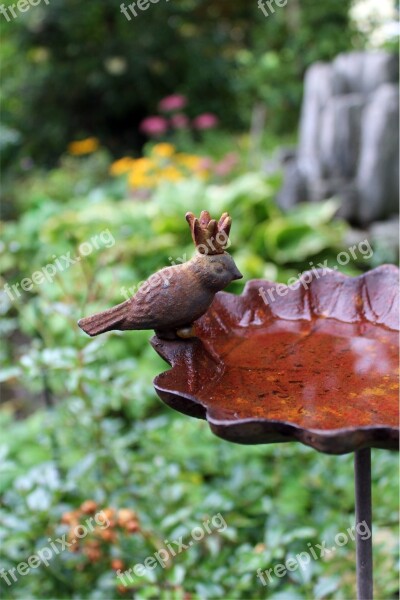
[{"left": 78, "top": 299, "right": 131, "bottom": 337}]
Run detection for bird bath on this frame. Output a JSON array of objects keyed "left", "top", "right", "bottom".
[
  {"left": 151, "top": 265, "right": 399, "bottom": 599},
  {"left": 78, "top": 210, "right": 398, "bottom": 598}
]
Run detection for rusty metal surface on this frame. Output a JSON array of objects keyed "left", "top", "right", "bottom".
[
  {"left": 152, "top": 265, "right": 400, "bottom": 454},
  {"left": 78, "top": 211, "right": 242, "bottom": 339}
]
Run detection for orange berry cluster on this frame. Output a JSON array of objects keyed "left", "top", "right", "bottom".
[{"left": 60, "top": 500, "right": 140, "bottom": 565}]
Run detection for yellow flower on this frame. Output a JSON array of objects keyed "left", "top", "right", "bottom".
[
  {"left": 151, "top": 143, "right": 175, "bottom": 158},
  {"left": 127, "top": 157, "right": 158, "bottom": 189},
  {"left": 128, "top": 170, "right": 155, "bottom": 189},
  {"left": 109, "top": 157, "right": 135, "bottom": 176},
  {"left": 68, "top": 137, "right": 99, "bottom": 156},
  {"left": 174, "top": 153, "right": 211, "bottom": 180},
  {"left": 175, "top": 153, "right": 202, "bottom": 171},
  {"left": 161, "top": 165, "right": 184, "bottom": 182},
  {"left": 132, "top": 157, "right": 155, "bottom": 172}
]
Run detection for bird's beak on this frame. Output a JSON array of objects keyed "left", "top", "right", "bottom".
[{"left": 232, "top": 268, "right": 243, "bottom": 280}]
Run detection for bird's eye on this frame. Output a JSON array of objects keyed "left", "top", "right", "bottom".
[{"left": 215, "top": 266, "right": 224, "bottom": 274}]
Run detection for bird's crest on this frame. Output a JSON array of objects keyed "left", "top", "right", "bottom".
[{"left": 185, "top": 211, "right": 232, "bottom": 255}]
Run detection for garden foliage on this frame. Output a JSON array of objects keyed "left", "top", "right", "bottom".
[
  {"left": 0, "top": 145, "right": 398, "bottom": 599},
  {"left": 0, "top": 0, "right": 358, "bottom": 164}
]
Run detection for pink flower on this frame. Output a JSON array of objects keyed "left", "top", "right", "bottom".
[
  {"left": 158, "top": 95, "right": 187, "bottom": 112},
  {"left": 193, "top": 113, "right": 219, "bottom": 130},
  {"left": 198, "top": 157, "right": 214, "bottom": 170},
  {"left": 214, "top": 153, "right": 239, "bottom": 177},
  {"left": 170, "top": 113, "right": 189, "bottom": 129},
  {"left": 139, "top": 116, "right": 168, "bottom": 137}
]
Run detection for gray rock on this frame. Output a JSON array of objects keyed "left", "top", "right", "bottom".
[
  {"left": 332, "top": 51, "right": 398, "bottom": 95},
  {"left": 331, "top": 52, "right": 366, "bottom": 95},
  {"left": 298, "top": 62, "right": 334, "bottom": 182},
  {"left": 277, "top": 159, "right": 307, "bottom": 211},
  {"left": 319, "top": 94, "right": 364, "bottom": 178},
  {"left": 369, "top": 216, "right": 400, "bottom": 244},
  {"left": 356, "top": 84, "right": 399, "bottom": 224},
  {"left": 369, "top": 216, "right": 400, "bottom": 265},
  {"left": 283, "top": 51, "right": 399, "bottom": 225}
]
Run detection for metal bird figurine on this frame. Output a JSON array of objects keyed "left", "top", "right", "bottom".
[{"left": 78, "top": 211, "right": 243, "bottom": 340}]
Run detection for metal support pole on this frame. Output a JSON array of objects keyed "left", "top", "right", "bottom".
[{"left": 354, "top": 448, "right": 373, "bottom": 600}]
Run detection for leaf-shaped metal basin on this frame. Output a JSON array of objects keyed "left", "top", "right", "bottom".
[{"left": 152, "top": 266, "right": 399, "bottom": 454}]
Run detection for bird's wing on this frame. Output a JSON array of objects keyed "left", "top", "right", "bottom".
[{"left": 126, "top": 264, "right": 194, "bottom": 328}]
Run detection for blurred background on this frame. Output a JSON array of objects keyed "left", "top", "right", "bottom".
[{"left": 0, "top": 0, "right": 399, "bottom": 598}]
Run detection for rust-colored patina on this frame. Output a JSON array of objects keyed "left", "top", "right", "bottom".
[
  {"left": 152, "top": 265, "right": 399, "bottom": 454},
  {"left": 78, "top": 211, "right": 242, "bottom": 340}
]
